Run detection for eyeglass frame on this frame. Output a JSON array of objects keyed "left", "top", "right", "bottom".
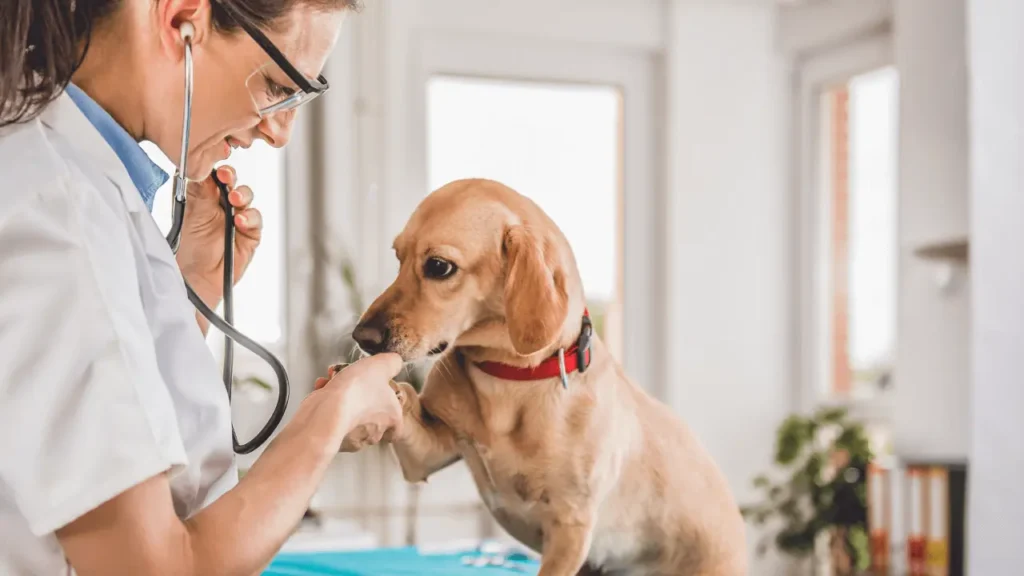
[{"left": 212, "top": 0, "right": 331, "bottom": 115}]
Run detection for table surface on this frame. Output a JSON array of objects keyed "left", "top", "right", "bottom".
[{"left": 263, "top": 547, "right": 540, "bottom": 576}]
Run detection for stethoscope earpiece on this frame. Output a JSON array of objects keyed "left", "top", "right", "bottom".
[{"left": 179, "top": 21, "right": 195, "bottom": 43}]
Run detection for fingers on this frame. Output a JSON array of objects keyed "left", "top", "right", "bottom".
[
  {"left": 367, "top": 353, "right": 404, "bottom": 381},
  {"left": 215, "top": 165, "right": 237, "bottom": 189},
  {"left": 340, "top": 424, "right": 391, "bottom": 453},
  {"left": 342, "top": 353, "right": 404, "bottom": 383},
  {"left": 229, "top": 184, "right": 254, "bottom": 210},
  {"left": 234, "top": 207, "right": 262, "bottom": 238},
  {"left": 315, "top": 364, "right": 346, "bottom": 391},
  {"left": 187, "top": 165, "right": 236, "bottom": 205}
]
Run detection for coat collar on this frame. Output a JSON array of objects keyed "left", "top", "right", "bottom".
[
  {"left": 40, "top": 90, "right": 153, "bottom": 214},
  {"left": 63, "top": 84, "right": 168, "bottom": 211}
]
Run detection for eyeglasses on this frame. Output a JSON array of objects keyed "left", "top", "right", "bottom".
[{"left": 213, "top": 0, "right": 330, "bottom": 117}]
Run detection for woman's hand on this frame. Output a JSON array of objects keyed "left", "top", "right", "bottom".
[
  {"left": 313, "top": 357, "right": 405, "bottom": 452},
  {"left": 175, "top": 166, "right": 262, "bottom": 314}
]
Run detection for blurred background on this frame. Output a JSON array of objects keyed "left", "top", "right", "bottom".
[{"left": 141, "top": 0, "right": 1020, "bottom": 573}]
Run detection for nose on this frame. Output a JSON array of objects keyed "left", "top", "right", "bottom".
[
  {"left": 353, "top": 315, "right": 390, "bottom": 355},
  {"left": 258, "top": 110, "right": 296, "bottom": 148}
]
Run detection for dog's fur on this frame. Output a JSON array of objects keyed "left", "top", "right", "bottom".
[{"left": 354, "top": 179, "right": 747, "bottom": 576}]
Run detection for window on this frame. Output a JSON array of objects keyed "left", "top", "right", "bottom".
[
  {"left": 816, "top": 66, "right": 899, "bottom": 402},
  {"left": 425, "top": 75, "right": 625, "bottom": 358},
  {"left": 141, "top": 141, "right": 287, "bottom": 349}
]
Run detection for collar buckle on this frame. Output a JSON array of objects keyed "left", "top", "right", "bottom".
[{"left": 576, "top": 312, "right": 594, "bottom": 374}]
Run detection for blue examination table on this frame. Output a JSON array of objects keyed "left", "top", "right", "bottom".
[{"left": 263, "top": 546, "right": 540, "bottom": 575}]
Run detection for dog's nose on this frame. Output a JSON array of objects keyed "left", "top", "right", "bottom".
[{"left": 353, "top": 316, "right": 390, "bottom": 355}]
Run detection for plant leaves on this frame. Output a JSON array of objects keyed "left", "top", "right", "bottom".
[
  {"left": 775, "top": 415, "right": 812, "bottom": 465},
  {"left": 745, "top": 407, "right": 873, "bottom": 561},
  {"left": 848, "top": 524, "right": 871, "bottom": 571},
  {"left": 817, "top": 406, "right": 847, "bottom": 424},
  {"left": 234, "top": 376, "right": 273, "bottom": 391}
]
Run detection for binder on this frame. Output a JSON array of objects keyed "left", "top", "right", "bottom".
[
  {"left": 907, "top": 466, "right": 927, "bottom": 576},
  {"left": 926, "top": 467, "right": 949, "bottom": 576},
  {"left": 896, "top": 459, "right": 967, "bottom": 576},
  {"left": 889, "top": 464, "right": 906, "bottom": 576},
  {"left": 867, "top": 462, "right": 890, "bottom": 573}
]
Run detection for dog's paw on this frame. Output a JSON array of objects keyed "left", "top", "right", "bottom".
[{"left": 389, "top": 381, "right": 419, "bottom": 414}]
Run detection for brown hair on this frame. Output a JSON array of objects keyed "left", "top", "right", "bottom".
[{"left": 0, "top": 0, "right": 359, "bottom": 127}]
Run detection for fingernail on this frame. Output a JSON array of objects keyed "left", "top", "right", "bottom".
[{"left": 237, "top": 215, "right": 248, "bottom": 226}]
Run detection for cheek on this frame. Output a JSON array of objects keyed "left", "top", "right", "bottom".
[
  {"left": 441, "top": 276, "right": 489, "bottom": 325},
  {"left": 189, "top": 58, "right": 260, "bottom": 144},
  {"left": 405, "top": 279, "right": 467, "bottom": 327}
]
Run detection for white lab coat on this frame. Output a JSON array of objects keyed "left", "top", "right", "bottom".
[{"left": 0, "top": 93, "right": 237, "bottom": 574}]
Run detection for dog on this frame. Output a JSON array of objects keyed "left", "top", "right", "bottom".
[{"left": 352, "top": 179, "right": 747, "bottom": 576}]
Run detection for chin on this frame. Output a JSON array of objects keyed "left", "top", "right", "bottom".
[
  {"left": 185, "top": 161, "right": 215, "bottom": 181},
  {"left": 184, "top": 149, "right": 223, "bottom": 181}
]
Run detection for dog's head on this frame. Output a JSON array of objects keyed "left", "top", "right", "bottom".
[{"left": 353, "top": 179, "right": 585, "bottom": 363}]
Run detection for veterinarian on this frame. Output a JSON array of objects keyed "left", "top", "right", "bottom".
[{"left": 0, "top": 1, "right": 403, "bottom": 574}]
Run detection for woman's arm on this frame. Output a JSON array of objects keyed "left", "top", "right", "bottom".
[{"left": 55, "top": 354, "right": 403, "bottom": 576}]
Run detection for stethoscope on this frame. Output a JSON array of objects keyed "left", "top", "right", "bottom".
[{"left": 165, "top": 22, "right": 289, "bottom": 455}]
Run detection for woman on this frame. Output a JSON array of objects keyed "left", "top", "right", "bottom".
[{"left": 0, "top": 1, "right": 403, "bottom": 574}]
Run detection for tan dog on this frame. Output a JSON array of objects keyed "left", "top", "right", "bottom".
[{"left": 352, "top": 179, "right": 746, "bottom": 576}]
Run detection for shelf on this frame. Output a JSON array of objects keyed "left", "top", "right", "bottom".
[
  {"left": 894, "top": 455, "right": 969, "bottom": 471},
  {"left": 912, "top": 237, "right": 969, "bottom": 263}
]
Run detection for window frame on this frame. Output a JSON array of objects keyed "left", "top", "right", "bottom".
[
  {"left": 795, "top": 31, "right": 897, "bottom": 423},
  {"left": 423, "top": 74, "right": 626, "bottom": 359}
]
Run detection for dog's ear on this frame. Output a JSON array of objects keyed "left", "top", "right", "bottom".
[{"left": 503, "top": 225, "right": 569, "bottom": 356}]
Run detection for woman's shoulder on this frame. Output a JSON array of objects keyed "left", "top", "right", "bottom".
[{"left": 0, "top": 110, "right": 75, "bottom": 219}]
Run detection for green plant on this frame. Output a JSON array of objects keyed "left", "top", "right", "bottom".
[
  {"left": 741, "top": 407, "right": 873, "bottom": 574},
  {"left": 233, "top": 375, "right": 273, "bottom": 392}
]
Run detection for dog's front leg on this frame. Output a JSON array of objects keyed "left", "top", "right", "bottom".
[
  {"left": 537, "top": 516, "right": 595, "bottom": 576},
  {"left": 389, "top": 381, "right": 462, "bottom": 483}
]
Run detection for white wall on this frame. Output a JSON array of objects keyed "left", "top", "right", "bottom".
[
  {"left": 665, "top": 1, "right": 792, "bottom": 570},
  {"left": 966, "top": 0, "right": 1024, "bottom": 569},
  {"left": 891, "top": 0, "right": 971, "bottom": 460}
]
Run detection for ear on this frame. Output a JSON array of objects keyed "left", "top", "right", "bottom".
[
  {"left": 503, "top": 225, "right": 569, "bottom": 356},
  {"left": 156, "top": 0, "right": 212, "bottom": 62}
]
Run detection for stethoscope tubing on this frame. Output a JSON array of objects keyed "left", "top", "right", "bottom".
[{"left": 165, "top": 30, "right": 290, "bottom": 455}]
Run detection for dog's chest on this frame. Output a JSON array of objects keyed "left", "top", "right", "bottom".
[
  {"left": 451, "top": 383, "right": 559, "bottom": 547},
  {"left": 458, "top": 435, "right": 542, "bottom": 512},
  {"left": 460, "top": 437, "right": 650, "bottom": 570}
]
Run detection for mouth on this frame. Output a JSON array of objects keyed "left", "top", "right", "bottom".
[
  {"left": 427, "top": 342, "right": 449, "bottom": 356},
  {"left": 225, "top": 137, "right": 251, "bottom": 153}
]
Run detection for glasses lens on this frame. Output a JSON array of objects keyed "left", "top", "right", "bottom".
[{"left": 245, "top": 62, "right": 321, "bottom": 116}]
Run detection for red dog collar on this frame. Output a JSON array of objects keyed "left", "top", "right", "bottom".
[{"left": 475, "top": 310, "right": 594, "bottom": 389}]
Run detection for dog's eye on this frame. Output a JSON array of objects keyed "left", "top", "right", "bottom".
[{"left": 423, "top": 257, "right": 457, "bottom": 280}]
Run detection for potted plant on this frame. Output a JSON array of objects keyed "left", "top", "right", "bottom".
[{"left": 740, "top": 407, "right": 873, "bottom": 575}]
